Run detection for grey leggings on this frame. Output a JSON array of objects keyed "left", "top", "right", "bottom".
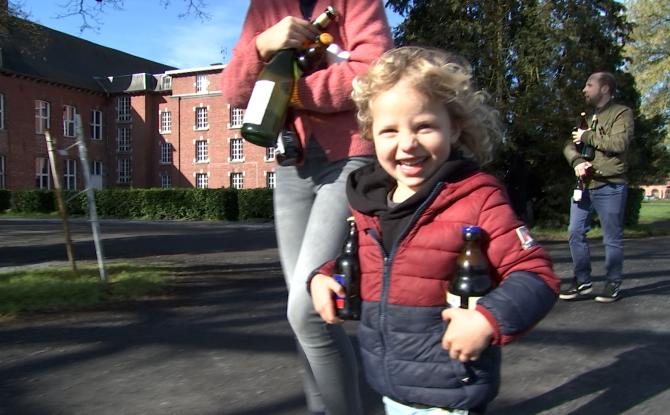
[{"left": 274, "top": 140, "right": 372, "bottom": 415}]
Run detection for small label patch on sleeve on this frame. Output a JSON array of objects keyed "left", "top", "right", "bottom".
[{"left": 515, "top": 226, "right": 538, "bottom": 250}]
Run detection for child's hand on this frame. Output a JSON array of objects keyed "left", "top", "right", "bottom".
[
  {"left": 310, "top": 274, "right": 345, "bottom": 324},
  {"left": 441, "top": 307, "right": 494, "bottom": 362}
]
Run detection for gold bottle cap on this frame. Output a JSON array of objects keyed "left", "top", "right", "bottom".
[{"left": 318, "top": 33, "right": 334, "bottom": 45}]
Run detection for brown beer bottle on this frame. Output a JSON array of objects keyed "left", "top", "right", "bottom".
[
  {"left": 296, "top": 32, "right": 334, "bottom": 74},
  {"left": 447, "top": 226, "right": 492, "bottom": 310},
  {"left": 240, "top": 6, "right": 338, "bottom": 147},
  {"left": 577, "top": 111, "right": 595, "bottom": 161},
  {"left": 333, "top": 217, "right": 361, "bottom": 320}
]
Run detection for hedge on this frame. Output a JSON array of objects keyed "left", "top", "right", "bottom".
[{"left": 3, "top": 188, "right": 271, "bottom": 221}]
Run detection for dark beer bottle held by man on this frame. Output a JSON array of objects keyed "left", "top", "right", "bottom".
[
  {"left": 447, "top": 226, "right": 493, "bottom": 310},
  {"left": 333, "top": 217, "right": 361, "bottom": 320},
  {"left": 575, "top": 111, "right": 595, "bottom": 161},
  {"left": 240, "top": 6, "right": 338, "bottom": 147}
]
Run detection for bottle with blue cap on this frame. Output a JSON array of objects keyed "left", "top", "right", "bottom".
[{"left": 447, "top": 226, "right": 493, "bottom": 309}]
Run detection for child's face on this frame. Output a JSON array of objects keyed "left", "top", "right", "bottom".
[{"left": 369, "top": 79, "right": 459, "bottom": 202}]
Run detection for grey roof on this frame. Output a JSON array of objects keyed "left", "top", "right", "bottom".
[{"left": 0, "top": 16, "right": 176, "bottom": 93}]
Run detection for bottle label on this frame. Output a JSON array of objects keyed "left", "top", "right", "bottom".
[
  {"left": 446, "top": 292, "right": 481, "bottom": 310},
  {"left": 243, "top": 80, "right": 275, "bottom": 125},
  {"left": 573, "top": 188, "right": 582, "bottom": 202},
  {"left": 333, "top": 274, "right": 346, "bottom": 309}
]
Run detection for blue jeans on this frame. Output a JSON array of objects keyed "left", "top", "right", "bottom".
[
  {"left": 568, "top": 183, "right": 627, "bottom": 285},
  {"left": 274, "top": 139, "right": 372, "bottom": 415}
]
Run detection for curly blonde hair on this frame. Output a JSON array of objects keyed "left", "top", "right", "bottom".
[{"left": 351, "top": 46, "right": 502, "bottom": 166}]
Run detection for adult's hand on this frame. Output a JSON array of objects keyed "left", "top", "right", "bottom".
[{"left": 255, "top": 16, "right": 320, "bottom": 61}]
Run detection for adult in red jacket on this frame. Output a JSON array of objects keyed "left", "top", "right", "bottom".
[{"left": 221, "top": 1, "right": 392, "bottom": 414}]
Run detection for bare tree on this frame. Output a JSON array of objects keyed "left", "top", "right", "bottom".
[{"left": 11, "top": 0, "right": 210, "bottom": 32}]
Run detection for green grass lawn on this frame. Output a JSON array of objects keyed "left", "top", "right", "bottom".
[
  {"left": 0, "top": 263, "right": 170, "bottom": 320},
  {"left": 532, "top": 199, "right": 670, "bottom": 240}
]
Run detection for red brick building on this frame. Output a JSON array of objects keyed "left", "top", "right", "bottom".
[{"left": 0, "top": 16, "right": 276, "bottom": 192}]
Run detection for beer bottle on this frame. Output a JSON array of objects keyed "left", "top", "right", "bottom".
[
  {"left": 296, "top": 32, "right": 334, "bottom": 74},
  {"left": 576, "top": 111, "right": 595, "bottom": 161},
  {"left": 333, "top": 216, "right": 361, "bottom": 320},
  {"left": 240, "top": 6, "right": 338, "bottom": 147},
  {"left": 447, "top": 226, "right": 492, "bottom": 310},
  {"left": 573, "top": 177, "right": 584, "bottom": 202}
]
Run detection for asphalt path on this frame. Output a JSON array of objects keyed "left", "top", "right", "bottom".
[{"left": 1, "top": 218, "right": 669, "bottom": 414}]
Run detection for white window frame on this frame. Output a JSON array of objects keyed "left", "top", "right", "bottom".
[
  {"left": 117, "top": 127, "right": 131, "bottom": 152},
  {"left": 160, "top": 110, "right": 172, "bottom": 133},
  {"left": 230, "top": 138, "right": 244, "bottom": 162},
  {"left": 160, "top": 142, "right": 172, "bottom": 164},
  {"left": 161, "top": 76, "right": 172, "bottom": 90},
  {"left": 229, "top": 106, "right": 244, "bottom": 128},
  {"left": 195, "top": 106, "right": 208, "bottom": 130},
  {"left": 91, "top": 160, "right": 103, "bottom": 176},
  {"left": 63, "top": 159, "right": 77, "bottom": 190},
  {"left": 90, "top": 109, "right": 103, "bottom": 140},
  {"left": 266, "top": 171, "right": 276, "bottom": 189},
  {"left": 195, "top": 140, "right": 208, "bottom": 162},
  {"left": 117, "top": 96, "right": 131, "bottom": 122},
  {"left": 265, "top": 146, "right": 276, "bottom": 161},
  {"left": 195, "top": 172, "right": 208, "bottom": 189},
  {"left": 160, "top": 172, "right": 172, "bottom": 188},
  {"left": 36, "top": 157, "right": 51, "bottom": 189},
  {"left": 231, "top": 172, "right": 244, "bottom": 189},
  {"left": 195, "top": 74, "right": 208, "bottom": 93},
  {"left": 0, "top": 93, "right": 4, "bottom": 130},
  {"left": 35, "top": 100, "right": 50, "bottom": 134},
  {"left": 0, "top": 155, "right": 5, "bottom": 188},
  {"left": 63, "top": 105, "right": 77, "bottom": 138},
  {"left": 118, "top": 158, "right": 131, "bottom": 184}
]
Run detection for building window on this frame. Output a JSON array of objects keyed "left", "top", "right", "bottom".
[
  {"left": 160, "top": 111, "right": 172, "bottom": 133},
  {"left": 231, "top": 172, "right": 243, "bottom": 189},
  {"left": 160, "top": 142, "right": 172, "bottom": 164},
  {"left": 196, "top": 173, "right": 208, "bottom": 189},
  {"left": 265, "top": 146, "right": 276, "bottom": 161},
  {"left": 195, "top": 74, "right": 208, "bottom": 93},
  {"left": 0, "top": 155, "right": 5, "bottom": 188},
  {"left": 161, "top": 76, "right": 172, "bottom": 90},
  {"left": 266, "top": 171, "right": 276, "bottom": 189},
  {"left": 118, "top": 158, "right": 131, "bottom": 183},
  {"left": 91, "top": 160, "right": 103, "bottom": 176},
  {"left": 117, "top": 127, "right": 131, "bottom": 152},
  {"left": 63, "top": 105, "right": 77, "bottom": 138},
  {"left": 230, "top": 138, "right": 244, "bottom": 161},
  {"left": 195, "top": 140, "right": 208, "bottom": 162},
  {"left": 35, "top": 100, "right": 50, "bottom": 134},
  {"left": 229, "top": 106, "right": 244, "bottom": 128},
  {"left": 36, "top": 157, "right": 50, "bottom": 189},
  {"left": 0, "top": 93, "right": 4, "bottom": 130},
  {"left": 117, "top": 96, "right": 131, "bottom": 122},
  {"left": 91, "top": 109, "right": 103, "bottom": 140},
  {"left": 160, "top": 172, "right": 172, "bottom": 188},
  {"left": 195, "top": 107, "right": 208, "bottom": 129},
  {"left": 63, "top": 159, "right": 77, "bottom": 190}
]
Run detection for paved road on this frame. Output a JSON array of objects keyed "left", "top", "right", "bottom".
[{"left": 1, "top": 218, "right": 669, "bottom": 414}]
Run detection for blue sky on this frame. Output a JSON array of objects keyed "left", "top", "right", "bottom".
[{"left": 25, "top": 1, "right": 403, "bottom": 69}]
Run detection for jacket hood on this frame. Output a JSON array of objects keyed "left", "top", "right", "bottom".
[{"left": 347, "top": 155, "right": 480, "bottom": 217}]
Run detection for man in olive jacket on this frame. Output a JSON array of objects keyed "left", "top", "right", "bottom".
[{"left": 560, "top": 71, "right": 634, "bottom": 303}]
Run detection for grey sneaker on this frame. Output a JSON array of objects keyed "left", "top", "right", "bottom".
[
  {"left": 559, "top": 280, "right": 593, "bottom": 300},
  {"left": 595, "top": 282, "right": 621, "bottom": 303}
]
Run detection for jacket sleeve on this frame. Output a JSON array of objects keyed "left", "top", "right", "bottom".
[
  {"left": 473, "top": 185, "right": 559, "bottom": 346},
  {"left": 582, "top": 106, "right": 634, "bottom": 154},
  {"left": 220, "top": 0, "right": 268, "bottom": 108},
  {"left": 292, "top": 0, "right": 393, "bottom": 114},
  {"left": 563, "top": 139, "right": 586, "bottom": 168}
]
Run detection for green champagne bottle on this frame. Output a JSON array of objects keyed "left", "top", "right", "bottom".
[{"left": 240, "top": 6, "right": 338, "bottom": 147}]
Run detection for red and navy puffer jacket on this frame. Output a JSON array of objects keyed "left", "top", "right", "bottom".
[{"left": 317, "top": 162, "right": 559, "bottom": 410}]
